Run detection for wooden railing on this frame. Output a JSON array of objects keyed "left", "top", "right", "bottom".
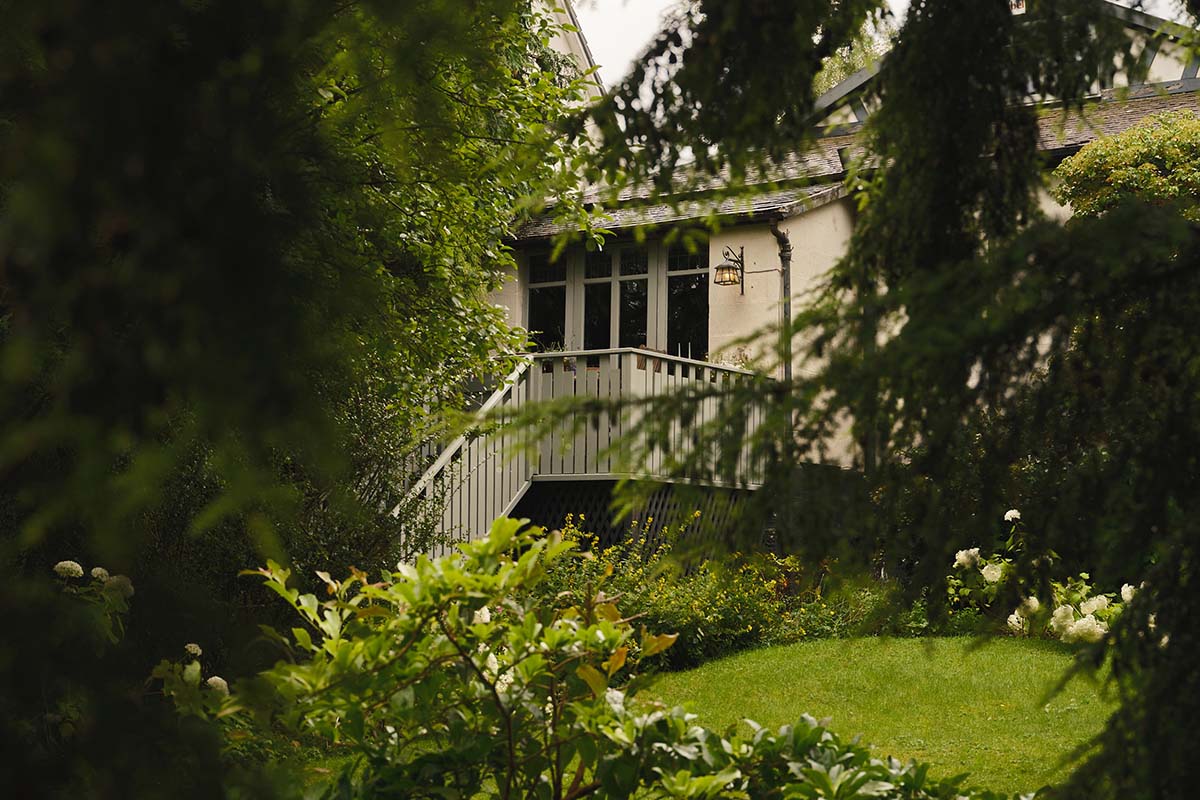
[{"left": 401, "top": 348, "right": 766, "bottom": 552}]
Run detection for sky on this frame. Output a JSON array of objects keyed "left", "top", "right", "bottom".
[{"left": 573, "top": 0, "right": 1187, "bottom": 88}]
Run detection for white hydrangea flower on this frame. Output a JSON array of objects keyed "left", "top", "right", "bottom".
[
  {"left": 104, "top": 574, "right": 135, "bottom": 598},
  {"left": 605, "top": 687, "right": 626, "bottom": 713},
  {"left": 1121, "top": 583, "right": 1136, "bottom": 603},
  {"left": 1080, "top": 596, "right": 1109, "bottom": 616},
  {"left": 53, "top": 560, "right": 84, "bottom": 579},
  {"left": 1018, "top": 596, "right": 1040, "bottom": 616},
  {"left": 953, "top": 548, "right": 982, "bottom": 569},
  {"left": 90, "top": 566, "right": 110, "bottom": 581},
  {"left": 1004, "top": 509, "right": 1021, "bottom": 522},
  {"left": 981, "top": 563, "right": 1003, "bottom": 584},
  {"left": 206, "top": 676, "right": 229, "bottom": 696},
  {"left": 1050, "top": 605, "right": 1076, "bottom": 636},
  {"left": 473, "top": 606, "right": 491, "bottom": 625},
  {"left": 1007, "top": 612, "right": 1026, "bottom": 633},
  {"left": 1062, "top": 614, "right": 1107, "bottom": 644},
  {"left": 184, "top": 643, "right": 203, "bottom": 658}
]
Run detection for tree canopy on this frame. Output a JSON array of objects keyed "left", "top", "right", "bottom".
[
  {"left": 0, "top": 0, "right": 591, "bottom": 792},
  {"left": 1053, "top": 108, "right": 1200, "bottom": 219}
]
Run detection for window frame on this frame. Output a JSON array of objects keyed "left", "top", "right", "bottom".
[
  {"left": 524, "top": 250, "right": 572, "bottom": 351},
  {"left": 521, "top": 240, "right": 709, "bottom": 356}
]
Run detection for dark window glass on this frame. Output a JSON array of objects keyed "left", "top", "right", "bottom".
[
  {"left": 619, "top": 247, "right": 648, "bottom": 275},
  {"left": 528, "top": 286, "right": 566, "bottom": 351},
  {"left": 619, "top": 280, "right": 648, "bottom": 348},
  {"left": 585, "top": 250, "right": 612, "bottom": 278},
  {"left": 667, "top": 274, "right": 709, "bottom": 359},
  {"left": 528, "top": 252, "right": 565, "bottom": 284},
  {"left": 584, "top": 283, "right": 612, "bottom": 351},
  {"left": 667, "top": 243, "right": 709, "bottom": 272}
]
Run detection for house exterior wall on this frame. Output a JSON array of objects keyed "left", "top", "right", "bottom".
[
  {"left": 491, "top": 269, "right": 524, "bottom": 332},
  {"left": 1037, "top": 184, "right": 1071, "bottom": 222},
  {"left": 708, "top": 198, "right": 856, "bottom": 376},
  {"left": 491, "top": 181, "right": 1077, "bottom": 469},
  {"left": 1147, "top": 40, "right": 1191, "bottom": 85}
]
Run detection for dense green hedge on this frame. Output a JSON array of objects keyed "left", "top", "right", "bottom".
[{"left": 529, "top": 515, "right": 917, "bottom": 669}]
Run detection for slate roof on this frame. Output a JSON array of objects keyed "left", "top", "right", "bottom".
[{"left": 514, "top": 88, "right": 1200, "bottom": 241}]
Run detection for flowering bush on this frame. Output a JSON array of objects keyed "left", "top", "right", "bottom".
[
  {"left": 173, "top": 518, "right": 1017, "bottom": 799},
  {"left": 151, "top": 643, "right": 232, "bottom": 718},
  {"left": 51, "top": 558, "right": 134, "bottom": 647},
  {"left": 950, "top": 510, "right": 1133, "bottom": 646}
]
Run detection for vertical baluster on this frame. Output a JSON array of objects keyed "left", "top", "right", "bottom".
[{"left": 552, "top": 358, "right": 572, "bottom": 475}]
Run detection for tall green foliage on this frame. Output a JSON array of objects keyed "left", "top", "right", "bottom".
[
  {"left": 0, "top": 0, "right": 591, "bottom": 793},
  {"left": 0, "top": 0, "right": 586, "bottom": 568},
  {"left": 583, "top": 2, "right": 1200, "bottom": 796}
]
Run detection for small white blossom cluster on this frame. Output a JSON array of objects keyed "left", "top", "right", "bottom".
[
  {"left": 981, "top": 563, "right": 1003, "bottom": 584},
  {"left": 1121, "top": 583, "right": 1136, "bottom": 603},
  {"left": 53, "top": 560, "right": 84, "bottom": 579},
  {"left": 206, "top": 676, "right": 229, "bottom": 696},
  {"left": 953, "top": 548, "right": 982, "bottom": 569},
  {"left": 478, "top": 645, "right": 514, "bottom": 697},
  {"left": 1004, "top": 509, "right": 1022, "bottom": 522},
  {"left": 104, "top": 574, "right": 135, "bottom": 598},
  {"left": 185, "top": 643, "right": 203, "bottom": 658},
  {"left": 1063, "top": 614, "right": 1108, "bottom": 644},
  {"left": 53, "top": 560, "right": 133, "bottom": 598},
  {"left": 1080, "top": 595, "right": 1109, "bottom": 616},
  {"left": 1049, "top": 604, "right": 1109, "bottom": 644},
  {"left": 1007, "top": 596, "right": 1041, "bottom": 634}
]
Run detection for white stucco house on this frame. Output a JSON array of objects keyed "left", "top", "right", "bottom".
[{"left": 410, "top": 1, "right": 1200, "bottom": 549}]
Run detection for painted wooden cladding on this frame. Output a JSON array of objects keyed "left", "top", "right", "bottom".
[{"left": 404, "top": 348, "right": 766, "bottom": 548}]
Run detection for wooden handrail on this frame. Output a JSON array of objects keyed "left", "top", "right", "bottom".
[
  {"left": 523, "top": 347, "right": 760, "bottom": 377},
  {"left": 393, "top": 355, "right": 534, "bottom": 515}
]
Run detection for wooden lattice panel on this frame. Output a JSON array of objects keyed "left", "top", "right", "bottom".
[{"left": 511, "top": 479, "right": 749, "bottom": 551}]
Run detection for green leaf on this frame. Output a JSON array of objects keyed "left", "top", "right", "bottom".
[{"left": 576, "top": 664, "right": 608, "bottom": 697}]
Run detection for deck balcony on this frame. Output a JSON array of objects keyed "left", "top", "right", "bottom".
[{"left": 403, "top": 348, "right": 769, "bottom": 552}]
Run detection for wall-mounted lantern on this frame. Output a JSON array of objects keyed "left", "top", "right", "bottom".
[{"left": 713, "top": 246, "right": 745, "bottom": 294}]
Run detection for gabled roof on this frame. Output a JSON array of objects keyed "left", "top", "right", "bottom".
[{"left": 515, "top": 89, "right": 1198, "bottom": 241}]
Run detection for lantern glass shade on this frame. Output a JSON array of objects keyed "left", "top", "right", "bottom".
[{"left": 713, "top": 263, "right": 741, "bottom": 286}]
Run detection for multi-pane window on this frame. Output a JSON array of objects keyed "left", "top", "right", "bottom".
[
  {"left": 585, "top": 250, "right": 612, "bottom": 279},
  {"left": 665, "top": 244, "right": 709, "bottom": 360},
  {"left": 619, "top": 247, "right": 649, "bottom": 275},
  {"left": 582, "top": 246, "right": 651, "bottom": 351},
  {"left": 619, "top": 279, "right": 649, "bottom": 348},
  {"left": 583, "top": 283, "right": 611, "bottom": 350},
  {"left": 524, "top": 241, "right": 709, "bottom": 358},
  {"left": 526, "top": 252, "right": 566, "bottom": 351}
]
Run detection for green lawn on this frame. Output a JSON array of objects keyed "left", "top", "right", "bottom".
[{"left": 649, "top": 637, "right": 1115, "bottom": 795}]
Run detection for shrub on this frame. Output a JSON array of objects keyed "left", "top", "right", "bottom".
[
  {"left": 948, "top": 509, "right": 1138, "bottom": 645},
  {"left": 533, "top": 516, "right": 805, "bottom": 668}
]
